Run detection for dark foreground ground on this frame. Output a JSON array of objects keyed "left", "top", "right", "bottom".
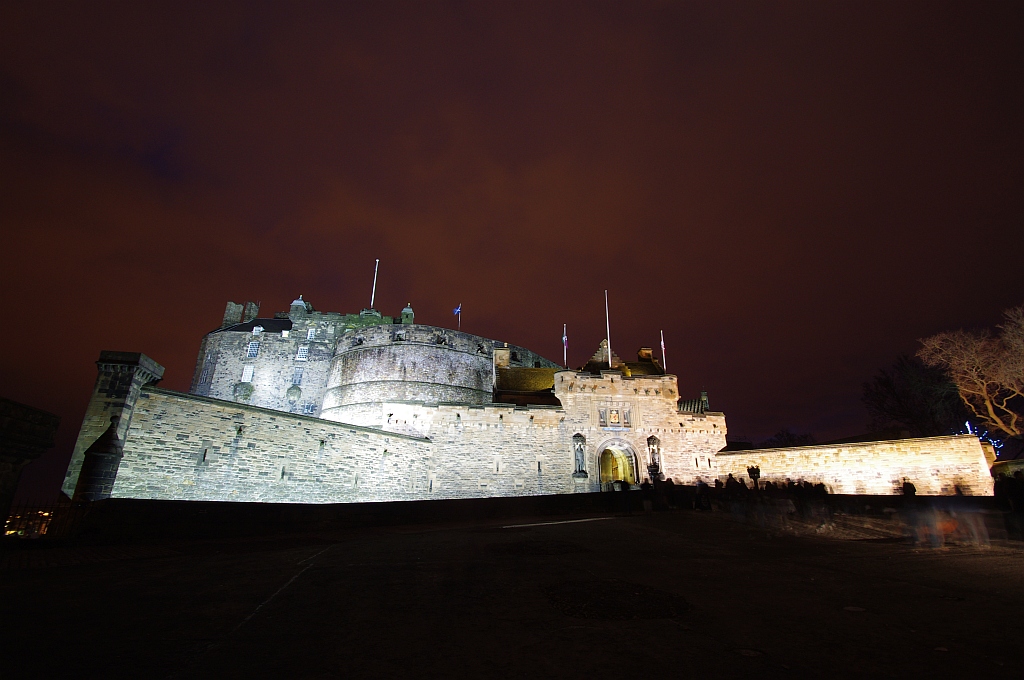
[{"left": 2, "top": 508, "right": 1022, "bottom": 679}]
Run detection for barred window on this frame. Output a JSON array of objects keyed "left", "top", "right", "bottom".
[
  {"left": 292, "top": 367, "right": 304, "bottom": 385},
  {"left": 306, "top": 328, "right": 316, "bottom": 340},
  {"left": 296, "top": 346, "right": 309, "bottom": 361},
  {"left": 200, "top": 368, "right": 210, "bottom": 384},
  {"left": 247, "top": 341, "right": 260, "bottom": 358},
  {"left": 241, "top": 365, "right": 254, "bottom": 382}
]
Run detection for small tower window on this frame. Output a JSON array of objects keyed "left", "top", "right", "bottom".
[
  {"left": 252, "top": 326, "right": 264, "bottom": 336},
  {"left": 292, "top": 367, "right": 304, "bottom": 385},
  {"left": 241, "top": 365, "right": 254, "bottom": 382},
  {"left": 247, "top": 341, "right": 260, "bottom": 358},
  {"left": 200, "top": 368, "right": 210, "bottom": 384},
  {"left": 296, "top": 346, "right": 309, "bottom": 361},
  {"left": 307, "top": 328, "right": 316, "bottom": 340}
]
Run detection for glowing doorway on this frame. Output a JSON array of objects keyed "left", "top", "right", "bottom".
[{"left": 599, "top": 443, "right": 637, "bottom": 485}]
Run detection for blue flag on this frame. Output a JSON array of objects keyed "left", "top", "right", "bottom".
[{"left": 453, "top": 304, "right": 461, "bottom": 316}]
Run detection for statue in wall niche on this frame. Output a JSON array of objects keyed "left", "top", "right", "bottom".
[
  {"left": 572, "top": 433, "right": 588, "bottom": 478},
  {"left": 647, "top": 435, "right": 662, "bottom": 480}
]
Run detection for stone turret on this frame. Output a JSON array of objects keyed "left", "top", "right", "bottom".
[
  {"left": 401, "top": 303, "right": 415, "bottom": 324},
  {"left": 72, "top": 416, "right": 124, "bottom": 502},
  {"left": 289, "top": 295, "right": 311, "bottom": 321},
  {"left": 61, "top": 352, "right": 164, "bottom": 497}
]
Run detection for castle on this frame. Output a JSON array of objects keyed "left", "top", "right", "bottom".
[{"left": 61, "top": 297, "right": 995, "bottom": 504}]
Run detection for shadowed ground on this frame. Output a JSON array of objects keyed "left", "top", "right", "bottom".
[{"left": 2, "top": 510, "right": 1021, "bottom": 678}]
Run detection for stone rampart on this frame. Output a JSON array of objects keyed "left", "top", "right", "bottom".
[
  {"left": 113, "top": 388, "right": 432, "bottom": 503},
  {"left": 715, "top": 435, "right": 994, "bottom": 496},
  {"left": 113, "top": 388, "right": 578, "bottom": 503},
  {"left": 320, "top": 324, "right": 558, "bottom": 427}
]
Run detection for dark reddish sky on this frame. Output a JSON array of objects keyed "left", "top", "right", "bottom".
[{"left": 2, "top": 2, "right": 1022, "bottom": 500}]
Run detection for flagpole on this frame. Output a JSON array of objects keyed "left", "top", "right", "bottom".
[
  {"left": 563, "top": 323, "right": 567, "bottom": 368},
  {"left": 660, "top": 329, "right": 667, "bottom": 372},
  {"left": 458, "top": 304, "right": 461, "bottom": 331},
  {"left": 604, "top": 290, "right": 612, "bottom": 369},
  {"left": 370, "top": 259, "right": 379, "bottom": 309}
]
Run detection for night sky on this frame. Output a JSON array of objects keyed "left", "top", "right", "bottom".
[{"left": 2, "top": 2, "right": 1022, "bottom": 501}]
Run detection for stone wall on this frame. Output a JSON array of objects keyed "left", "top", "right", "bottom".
[
  {"left": 715, "top": 435, "right": 994, "bottom": 496},
  {"left": 191, "top": 327, "right": 334, "bottom": 416},
  {"left": 115, "top": 388, "right": 432, "bottom": 503},
  {"left": 113, "top": 388, "right": 580, "bottom": 503},
  {"left": 379, "top": 402, "right": 575, "bottom": 497}
]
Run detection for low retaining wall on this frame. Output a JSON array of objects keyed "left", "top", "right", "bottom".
[{"left": 715, "top": 435, "right": 993, "bottom": 496}]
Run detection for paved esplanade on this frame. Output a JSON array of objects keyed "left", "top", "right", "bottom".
[{"left": 4, "top": 512, "right": 1021, "bottom": 678}]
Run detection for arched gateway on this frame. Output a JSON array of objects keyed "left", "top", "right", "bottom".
[{"left": 598, "top": 440, "right": 639, "bottom": 488}]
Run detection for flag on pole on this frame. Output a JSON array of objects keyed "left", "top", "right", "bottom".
[
  {"left": 453, "top": 303, "right": 461, "bottom": 330},
  {"left": 562, "top": 324, "right": 568, "bottom": 368},
  {"left": 660, "top": 329, "right": 667, "bottom": 372}
]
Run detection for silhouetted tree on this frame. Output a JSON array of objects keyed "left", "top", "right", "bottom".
[
  {"left": 862, "top": 354, "right": 968, "bottom": 437},
  {"left": 756, "top": 429, "right": 815, "bottom": 449},
  {"left": 918, "top": 304, "right": 1024, "bottom": 445}
]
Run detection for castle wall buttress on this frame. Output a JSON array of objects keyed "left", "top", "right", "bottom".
[{"left": 61, "top": 352, "right": 164, "bottom": 498}]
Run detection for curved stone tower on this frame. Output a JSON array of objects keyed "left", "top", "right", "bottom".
[{"left": 319, "top": 324, "right": 557, "bottom": 426}]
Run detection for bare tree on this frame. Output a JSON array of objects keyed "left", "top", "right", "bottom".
[
  {"left": 918, "top": 304, "right": 1024, "bottom": 440},
  {"left": 862, "top": 355, "right": 967, "bottom": 437}
]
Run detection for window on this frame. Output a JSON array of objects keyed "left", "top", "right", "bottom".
[
  {"left": 200, "top": 368, "right": 210, "bottom": 384},
  {"left": 296, "top": 346, "right": 309, "bottom": 361},
  {"left": 247, "top": 341, "right": 260, "bottom": 358},
  {"left": 306, "top": 328, "right": 316, "bottom": 340},
  {"left": 252, "top": 325, "right": 263, "bottom": 336},
  {"left": 281, "top": 330, "right": 290, "bottom": 338},
  {"left": 241, "top": 365, "right": 254, "bottom": 382},
  {"left": 292, "top": 367, "right": 304, "bottom": 385},
  {"left": 302, "top": 403, "right": 316, "bottom": 415}
]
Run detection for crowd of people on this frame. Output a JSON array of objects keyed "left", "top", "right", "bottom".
[
  {"left": 689, "top": 473, "right": 834, "bottom": 531},
  {"left": 623, "top": 469, "right": 1022, "bottom": 547}
]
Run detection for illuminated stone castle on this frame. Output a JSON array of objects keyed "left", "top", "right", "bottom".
[{"left": 62, "top": 296, "right": 994, "bottom": 503}]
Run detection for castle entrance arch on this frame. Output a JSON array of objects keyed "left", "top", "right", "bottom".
[{"left": 598, "top": 440, "right": 638, "bottom": 489}]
